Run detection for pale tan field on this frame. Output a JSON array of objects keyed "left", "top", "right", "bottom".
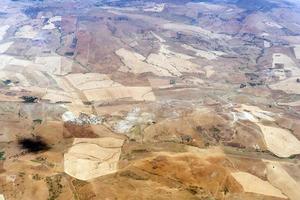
[
  {"left": 185, "top": 146, "right": 225, "bottom": 158},
  {"left": 64, "top": 137, "right": 124, "bottom": 180},
  {"left": 264, "top": 40, "right": 271, "bottom": 48},
  {"left": 233, "top": 104, "right": 300, "bottom": 157},
  {"left": 146, "top": 44, "right": 204, "bottom": 76},
  {"left": 272, "top": 53, "right": 300, "bottom": 75},
  {"left": 0, "top": 122, "right": 23, "bottom": 143},
  {"left": 15, "top": 25, "right": 38, "bottom": 39},
  {"left": 0, "top": 93, "right": 22, "bottom": 102},
  {"left": 146, "top": 53, "right": 192, "bottom": 76},
  {"left": 42, "top": 16, "right": 61, "bottom": 30},
  {"left": 51, "top": 76, "right": 76, "bottom": 92},
  {"left": 117, "top": 43, "right": 209, "bottom": 77},
  {"left": 49, "top": 16, "right": 62, "bottom": 22},
  {"left": 34, "top": 56, "right": 73, "bottom": 75},
  {"left": 270, "top": 77, "right": 300, "bottom": 94},
  {"left": 1, "top": 1, "right": 300, "bottom": 199},
  {"left": 83, "top": 86, "right": 156, "bottom": 102},
  {"left": 278, "top": 100, "right": 300, "bottom": 107},
  {"left": 143, "top": 3, "right": 165, "bottom": 12},
  {"left": 116, "top": 48, "right": 170, "bottom": 76},
  {"left": 0, "top": 54, "right": 72, "bottom": 76},
  {"left": 273, "top": 69, "right": 287, "bottom": 80},
  {"left": 204, "top": 65, "right": 215, "bottom": 78},
  {"left": 0, "top": 71, "right": 30, "bottom": 86},
  {"left": 64, "top": 104, "right": 94, "bottom": 116},
  {"left": 0, "top": 25, "right": 9, "bottom": 41},
  {"left": 147, "top": 77, "right": 172, "bottom": 88},
  {"left": 42, "top": 89, "right": 79, "bottom": 103},
  {"left": 186, "top": 2, "right": 227, "bottom": 11},
  {"left": 0, "top": 55, "right": 34, "bottom": 70},
  {"left": 42, "top": 23, "right": 56, "bottom": 30},
  {"left": 182, "top": 44, "right": 226, "bottom": 60},
  {"left": 264, "top": 21, "right": 282, "bottom": 28},
  {"left": 272, "top": 53, "right": 294, "bottom": 68},
  {"left": 257, "top": 124, "right": 300, "bottom": 157},
  {"left": 282, "top": 36, "right": 300, "bottom": 44},
  {"left": 234, "top": 104, "right": 275, "bottom": 123},
  {"left": 162, "top": 23, "right": 231, "bottom": 39},
  {"left": 231, "top": 171, "right": 287, "bottom": 198},
  {"left": 150, "top": 31, "right": 166, "bottom": 42},
  {"left": 266, "top": 162, "right": 300, "bottom": 200},
  {"left": 294, "top": 45, "right": 300, "bottom": 59},
  {"left": 65, "top": 73, "right": 122, "bottom": 90},
  {"left": 0, "top": 42, "right": 13, "bottom": 54}
]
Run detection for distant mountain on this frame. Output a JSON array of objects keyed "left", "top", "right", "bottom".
[
  {"left": 234, "top": 0, "right": 278, "bottom": 11},
  {"left": 99, "top": 0, "right": 282, "bottom": 12}
]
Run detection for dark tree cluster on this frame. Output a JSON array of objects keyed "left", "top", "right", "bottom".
[
  {"left": 21, "top": 96, "right": 38, "bottom": 103},
  {"left": 18, "top": 137, "right": 50, "bottom": 153}
]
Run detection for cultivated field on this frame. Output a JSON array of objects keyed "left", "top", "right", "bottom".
[{"left": 0, "top": 0, "right": 300, "bottom": 199}]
